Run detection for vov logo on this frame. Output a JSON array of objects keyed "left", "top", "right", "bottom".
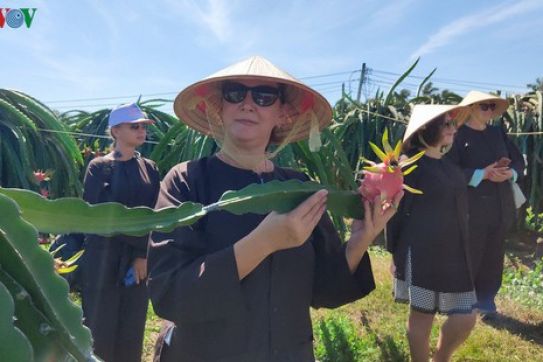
[{"left": 0, "top": 8, "right": 37, "bottom": 29}]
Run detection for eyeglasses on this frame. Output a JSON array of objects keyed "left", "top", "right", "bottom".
[
  {"left": 442, "top": 119, "right": 457, "bottom": 129},
  {"left": 128, "top": 123, "right": 148, "bottom": 130},
  {"left": 222, "top": 82, "right": 283, "bottom": 107},
  {"left": 478, "top": 103, "right": 496, "bottom": 112},
  {"left": 440, "top": 112, "right": 458, "bottom": 129}
]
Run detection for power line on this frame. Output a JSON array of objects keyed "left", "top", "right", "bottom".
[
  {"left": 46, "top": 80, "right": 521, "bottom": 111},
  {"left": 53, "top": 90, "right": 352, "bottom": 110},
  {"left": 299, "top": 70, "right": 359, "bottom": 80},
  {"left": 365, "top": 71, "right": 525, "bottom": 96},
  {"left": 309, "top": 78, "right": 359, "bottom": 88},
  {"left": 371, "top": 73, "right": 460, "bottom": 89},
  {"left": 371, "top": 68, "right": 529, "bottom": 90},
  {"left": 35, "top": 120, "right": 543, "bottom": 141},
  {"left": 49, "top": 80, "right": 358, "bottom": 110},
  {"left": 44, "top": 70, "right": 360, "bottom": 104},
  {"left": 54, "top": 102, "right": 134, "bottom": 110},
  {"left": 40, "top": 65, "right": 534, "bottom": 110},
  {"left": 368, "top": 77, "right": 510, "bottom": 96},
  {"left": 45, "top": 92, "right": 178, "bottom": 104},
  {"left": 48, "top": 85, "right": 356, "bottom": 110},
  {"left": 311, "top": 85, "right": 345, "bottom": 93},
  {"left": 36, "top": 128, "right": 165, "bottom": 145},
  {"left": 369, "top": 77, "right": 422, "bottom": 90}
]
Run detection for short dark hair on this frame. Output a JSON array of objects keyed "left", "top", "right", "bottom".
[{"left": 403, "top": 113, "right": 446, "bottom": 152}]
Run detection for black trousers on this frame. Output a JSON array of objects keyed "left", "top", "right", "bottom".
[
  {"left": 468, "top": 196, "right": 507, "bottom": 313},
  {"left": 82, "top": 282, "right": 148, "bottom": 362}
]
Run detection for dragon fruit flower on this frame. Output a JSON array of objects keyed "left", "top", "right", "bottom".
[
  {"left": 359, "top": 129, "right": 424, "bottom": 203},
  {"left": 33, "top": 170, "right": 50, "bottom": 183}
]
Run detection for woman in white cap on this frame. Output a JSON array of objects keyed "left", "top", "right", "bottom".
[
  {"left": 387, "top": 105, "right": 477, "bottom": 362},
  {"left": 447, "top": 91, "right": 524, "bottom": 316},
  {"left": 147, "top": 56, "right": 401, "bottom": 361},
  {"left": 81, "top": 103, "right": 160, "bottom": 362}
]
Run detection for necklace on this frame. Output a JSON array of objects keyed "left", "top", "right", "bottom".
[{"left": 111, "top": 150, "right": 140, "bottom": 160}]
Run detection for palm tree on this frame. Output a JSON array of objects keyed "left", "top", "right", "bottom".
[
  {"left": 421, "top": 82, "right": 439, "bottom": 97},
  {"left": 527, "top": 77, "right": 543, "bottom": 92}
]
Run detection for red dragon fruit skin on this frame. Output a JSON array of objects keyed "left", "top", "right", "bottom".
[
  {"left": 359, "top": 166, "right": 404, "bottom": 202},
  {"left": 358, "top": 129, "right": 424, "bottom": 203}
]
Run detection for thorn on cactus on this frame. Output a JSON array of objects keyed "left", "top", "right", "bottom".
[
  {"left": 358, "top": 129, "right": 424, "bottom": 203},
  {"left": 16, "top": 290, "right": 29, "bottom": 300},
  {"left": 39, "top": 324, "right": 54, "bottom": 336}
]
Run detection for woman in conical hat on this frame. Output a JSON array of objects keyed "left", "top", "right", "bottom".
[
  {"left": 388, "top": 104, "right": 478, "bottom": 362},
  {"left": 174, "top": 55, "right": 333, "bottom": 165},
  {"left": 447, "top": 91, "right": 524, "bottom": 316},
  {"left": 148, "top": 56, "right": 401, "bottom": 361}
]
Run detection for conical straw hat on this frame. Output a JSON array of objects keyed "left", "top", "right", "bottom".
[
  {"left": 403, "top": 104, "right": 469, "bottom": 143},
  {"left": 173, "top": 56, "right": 333, "bottom": 145},
  {"left": 459, "top": 90, "right": 509, "bottom": 118}
]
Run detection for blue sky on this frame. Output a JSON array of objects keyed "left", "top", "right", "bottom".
[{"left": 1, "top": 0, "right": 542, "bottom": 113}]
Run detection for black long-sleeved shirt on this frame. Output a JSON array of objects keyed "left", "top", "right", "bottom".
[
  {"left": 446, "top": 124, "right": 525, "bottom": 230},
  {"left": 82, "top": 155, "right": 160, "bottom": 286},
  {"left": 147, "top": 156, "right": 375, "bottom": 361},
  {"left": 386, "top": 155, "right": 473, "bottom": 292}
]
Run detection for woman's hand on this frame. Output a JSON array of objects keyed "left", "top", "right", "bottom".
[
  {"left": 483, "top": 162, "right": 499, "bottom": 180},
  {"left": 488, "top": 167, "right": 513, "bottom": 183},
  {"left": 257, "top": 189, "right": 328, "bottom": 253},
  {"left": 132, "top": 257, "right": 147, "bottom": 284},
  {"left": 234, "top": 189, "right": 328, "bottom": 280},
  {"left": 389, "top": 261, "right": 396, "bottom": 276},
  {"left": 482, "top": 163, "right": 513, "bottom": 183},
  {"left": 350, "top": 192, "right": 404, "bottom": 246},
  {"left": 346, "top": 191, "right": 403, "bottom": 273}
]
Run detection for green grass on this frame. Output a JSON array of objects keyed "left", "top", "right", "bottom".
[
  {"left": 141, "top": 248, "right": 543, "bottom": 361},
  {"left": 142, "top": 302, "right": 161, "bottom": 359},
  {"left": 501, "top": 255, "right": 543, "bottom": 310}
]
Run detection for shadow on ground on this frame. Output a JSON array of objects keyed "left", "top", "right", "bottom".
[{"left": 482, "top": 313, "right": 543, "bottom": 345}]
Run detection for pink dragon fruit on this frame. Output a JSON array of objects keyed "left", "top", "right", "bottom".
[{"left": 359, "top": 129, "right": 424, "bottom": 203}]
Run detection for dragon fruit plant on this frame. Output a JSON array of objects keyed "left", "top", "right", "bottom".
[{"left": 359, "top": 129, "right": 424, "bottom": 203}]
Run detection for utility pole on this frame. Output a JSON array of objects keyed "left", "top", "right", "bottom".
[{"left": 356, "top": 62, "right": 367, "bottom": 103}]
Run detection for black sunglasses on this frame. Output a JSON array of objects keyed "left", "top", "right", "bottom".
[
  {"left": 478, "top": 103, "right": 496, "bottom": 111},
  {"left": 442, "top": 119, "right": 457, "bottom": 129},
  {"left": 222, "top": 82, "right": 284, "bottom": 107},
  {"left": 128, "top": 123, "right": 148, "bottom": 130}
]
